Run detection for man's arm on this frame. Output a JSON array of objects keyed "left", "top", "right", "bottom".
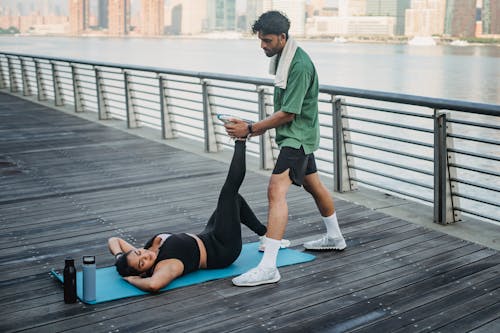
[
  {"left": 224, "top": 111, "right": 294, "bottom": 138},
  {"left": 123, "top": 259, "right": 183, "bottom": 292}
]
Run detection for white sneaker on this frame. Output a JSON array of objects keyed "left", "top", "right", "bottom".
[
  {"left": 303, "top": 234, "right": 347, "bottom": 251},
  {"left": 258, "top": 236, "right": 291, "bottom": 252},
  {"left": 232, "top": 266, "right": 281, "bottom": 287}
]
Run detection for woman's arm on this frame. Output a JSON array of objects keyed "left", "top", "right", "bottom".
[
  {"left": 123, "top": 259, "right": 184, "bottom": 292},
  {"left": 108, "top": 237, "right": 136, "bottom": 257}
]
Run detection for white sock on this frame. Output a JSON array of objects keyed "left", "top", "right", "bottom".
[
  {"left": 323, "top": 212, "right": 343, "bottom": 239},
  {"left": 257, "top": 237, "right": 281, "bottom": 269}
]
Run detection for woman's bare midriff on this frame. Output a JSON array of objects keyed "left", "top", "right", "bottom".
[{"left": 187, "top": 233, "right": 208, "bottom": 269}]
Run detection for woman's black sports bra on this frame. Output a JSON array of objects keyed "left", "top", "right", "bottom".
[{"left": 144, "top": 233, "right": 200, "bottom": 276}]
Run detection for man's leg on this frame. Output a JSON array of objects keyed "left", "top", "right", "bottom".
[
  {"left": 266, "top": 170, "right": 293, "bottom": 240},
  {"left": 302, "top": 172, "right": 346, "bottom": 250},
  {"left": 303, "top": 172, "right": 334, "bottom": 216},
  {"left": 232, "top": 170, "right": 292, "bottom": 286}
]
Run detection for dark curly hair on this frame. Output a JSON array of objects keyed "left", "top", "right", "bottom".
[
  {"left": 251, "top": 11, "right": 290, "bottom": 39},
  {"left": 115, "top": 250, "right": 141, "bottom": 277}
]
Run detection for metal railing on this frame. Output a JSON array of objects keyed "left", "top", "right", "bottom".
[{"left": 1, "top": 51, "right": 499, "bottom": 225}]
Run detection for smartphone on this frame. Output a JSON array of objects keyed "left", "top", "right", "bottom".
[{"left": 217, "top": 114, "right": 237, "bottom": 124}]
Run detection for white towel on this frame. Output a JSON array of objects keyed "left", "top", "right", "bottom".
[{"left": 268, "top": 37, "right": 298, "bottom": 89}]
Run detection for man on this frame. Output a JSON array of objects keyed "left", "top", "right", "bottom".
[{"left": 225, "top": 11, "right": 346, "bottom": 287}]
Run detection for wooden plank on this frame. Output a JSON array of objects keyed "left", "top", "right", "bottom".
[
  {"left": 468, "top": 317, "right": 500, "bottom": 333},
  {"left": 1, "top": 92, "right": 499, "bottom": 333}
]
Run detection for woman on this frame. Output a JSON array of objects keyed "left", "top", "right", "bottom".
[{"left": 108, "top": 140, "right": 284, "bottom": 292}]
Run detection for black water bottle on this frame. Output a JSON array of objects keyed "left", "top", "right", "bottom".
[{"left": 63, "top": 258, "right": 77, "bottom": 303}]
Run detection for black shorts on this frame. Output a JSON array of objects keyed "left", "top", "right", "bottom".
[{"left": 273, "top": 146, "right": 317, "bottom": 186}]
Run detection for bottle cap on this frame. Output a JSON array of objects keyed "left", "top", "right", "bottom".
[
  {"left": 83, "top": 256, "right": 95, "bottom": 264},
  {"left": 65, "top": 258, "right": 74, "bottom": 265}
]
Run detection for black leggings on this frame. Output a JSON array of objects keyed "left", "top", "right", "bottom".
[{"left": 197, "top": 141, "right": 267, "bottom": 269}]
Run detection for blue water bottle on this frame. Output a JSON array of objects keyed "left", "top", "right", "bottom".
[{"left": 82, "top": 256, "right": 96, "bottom": 303}]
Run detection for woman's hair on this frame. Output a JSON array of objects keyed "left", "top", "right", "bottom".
[
  {"left": 252, "top": 11, "right": 290, "bottom": 39},
  {"left": 115, "top": 250, "right": 141, "bottom": 277}
]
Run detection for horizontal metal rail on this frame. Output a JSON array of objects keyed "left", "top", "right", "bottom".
[{"left": 1, "top": 51, "right": 499, "bottom": 226}]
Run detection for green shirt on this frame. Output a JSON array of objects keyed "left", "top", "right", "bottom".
[{"left": 273, "top": 47, "right": 320, "bottom": 155}]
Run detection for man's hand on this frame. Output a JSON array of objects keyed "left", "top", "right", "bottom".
[{"left": 224, "top": 118, "right": 249, "bottom": 138}]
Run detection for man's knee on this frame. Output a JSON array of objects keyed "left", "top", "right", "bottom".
[{"left": 268, "top": 171, "right": 292, "bottom": 202}]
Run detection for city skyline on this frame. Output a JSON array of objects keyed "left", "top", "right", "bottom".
[{"left": 0, "top": 0, "right": 498, "bottom": 39}]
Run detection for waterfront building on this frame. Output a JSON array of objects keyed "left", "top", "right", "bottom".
[
  {"left": 444, "top": 0, "right": 476, "bottom": 37},
  {"left": 307, "top": 0, "right": 337, "bottom": 17},
  {"left": 366, "top": 0, "right": 411, "bottom": 35},
  {"left": 69, "top": 0, "right": 89, "bottom": 35},
  {"left": 482, "top": 0, "right": 500, "bottom": 34},
  {"left": 165, "top": 0, "right": 207, "bottom": 35},
  {"left": 207, "top": 0, "right": 237, "bottom": 31},
  {"left": 0, "top": 14, "right": 18, "bottom": 30},
  {"left": 272, "top": 0, "right": 307, "bottom": 37},
  {"left": 140, "top": 0, "right": 164, "bottom": 35},
  {"left": 108, "top": 0, "right": 131, "bottom": 35},
  {"left": 246, "top": 0, "right": 273, "bottom": 28},
  {"left": 404, "top": 0, "right": 446, "bottom": 36},
  {"left": 306, "top": 15, "right": 395, "bottom": 37},
  {"left": 98, "top": 0, "right": 108, "bottom": 29},
  {"left": 338, "top": 0, "right": 367, "bottom": 17}
]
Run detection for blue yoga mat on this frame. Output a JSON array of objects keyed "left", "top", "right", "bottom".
[{"left": 51, "top": 242, "right": 315, "bottom": 304}]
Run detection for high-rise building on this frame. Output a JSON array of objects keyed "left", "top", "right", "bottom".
[
  {"left": 272, "top": 0, "right": 307, "bottom": 37},
  {"left": 141, "top": 0, "right": 164, "bottom": 35},
  {"left": 207, "top": 0, "right": 237, "bottom": 31},
  {"left": 108, "top": 0, "right": 130, "bottom": 35},
  {"left": 444, "top": 0, "right": 476, "bottom": 37},
  {"left": 165, "top": 0, "right": 207, "bottom": 35},
  {"left": 246, "top": 0, "right": 273, "bottom": 29},
  {"left": 404, "top": 0, "right": 446, "bottom": 36},
  {"left": 366, "top": 0, "right": 411, "bottom": 35},
  {"left": 338, "top": 0, "right": 367, "bottom": 17},
  {"left": 98, "top": 0, "right": 108, "bottom": 29},
  {"left": 69, "top": 0, "right": 89, "bottom": 35},
  {"left": 482, "top": 0, "right": 500, "bottom": 34}
]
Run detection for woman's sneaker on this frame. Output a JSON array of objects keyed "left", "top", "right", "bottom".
[
  {"left": 303, "top": 234, "right": 346, "bottom": 250},
  {"left": 232, "top": 266, "right": 281, "bottom": 287},
  {"left": 258, "top": 236, "right": 291, "bottom": 252}
]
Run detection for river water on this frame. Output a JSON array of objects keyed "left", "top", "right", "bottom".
[{"left": 1, "top": 36, "right": 499, "bottom": 104}]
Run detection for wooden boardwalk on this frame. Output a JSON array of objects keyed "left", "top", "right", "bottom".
[{"left": 1, "top": 92, "right": 499, "bottom": 333}]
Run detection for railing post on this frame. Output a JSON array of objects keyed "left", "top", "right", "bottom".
[
  {"left": 34, "top": 60, "right": 47, "bottom": 101},
  {"left": 7, "top": 57, "right": 18, "bottom": 93},
  {"left": 201, "top": 79, "right": 218, "bottom": 153},
  {"left": 257, "top": 86, "right": 274, "bottom": 169},
  {"left": 51, "top": 61, "right": 64, "bottom": 106},
  {"left": 124, "top": 70, "right": 138, "bottom": 128},
  {"left": 95, "top": 67, "right": 110, "bottom": 120},
  {"left": 0, "top": 57, "right": 6, "bottom": 89},
  {"left": 159, "top": 74, "right": 175, "bottom": 139},
  {"left": 447, "top": 120, "right": 462, "bottom": 223},
  {"left": 434, "top": 111, "right": 460, "bottom": 224},
  {"left": 20, "top": 58, "right": 32, "bottom": 96},
  {"left": 71, "top": 64, "right": 84, "bottom": 113},
  {"left": 333, "top": 96, "right": 356, "bottom": 192}
]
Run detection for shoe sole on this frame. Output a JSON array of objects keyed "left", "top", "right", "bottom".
[
  {"left": 232, "top": 275, "right": 281, "bottom": 287},
  {"left": 303, "top": 246, "right": 346, "bottom": 251}
]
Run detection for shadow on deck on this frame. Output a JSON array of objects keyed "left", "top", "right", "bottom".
[{"left": 0, "top": 92, "right": 499, "bottom": 333}]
